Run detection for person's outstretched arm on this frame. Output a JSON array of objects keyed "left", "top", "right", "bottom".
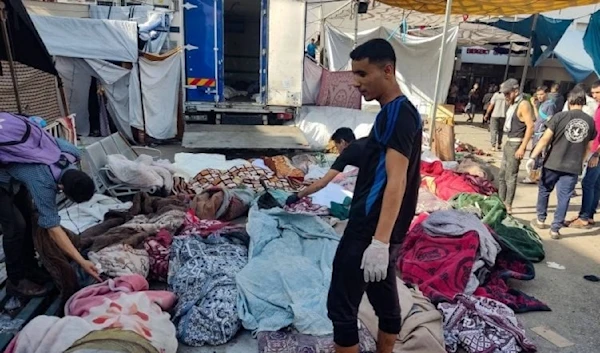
[{"left": 297, "top": 169, "right": 340, "bottom": 199}]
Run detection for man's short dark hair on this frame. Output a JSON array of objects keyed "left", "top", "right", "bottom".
[
  {"left": 567, "top": 87, "right": 587, "bottom": 107},
  {"left": 536, "top": 86, "right": 549, "bottom": 93},
  {"left": 61, "top": 169, "right": 95, "bottom": 203},
  {"left": 551, "top": 83, "right": 560, "bottom": 91},
  {"left": 350, "top": 39, "right": 396, "bottom": 66},
  {"left": 331, "top": 127, "right": 356, "bottom": 144},
  {"left": 592, "top": 80, "right": 600, "bottom": 89}
]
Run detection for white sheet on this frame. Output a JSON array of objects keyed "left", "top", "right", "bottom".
[
  {"left": 30, "top": 15, "right": 138, "bottom": 62},
  {"left": 59, "top": 194, "right": 132, "bottom": 234},
  {"left": 173, "top": 153, "right": 251, "bottom": 180},
  {"left": 55, "top": 57, "right": 141, "bottom": 138},
  {"left": 311, "top": 182, "right": 353, "bottom": 208},
  {"left": 302, "top": 58, "right": 324, "bottom": 105},
  {"left": 296, "top": 106, "right": 377, "bottom": 149},
  {"left": 140, "top": 52, "right": 182, "bottom": 139},
  {"left": 325, "top": 25, "right": 459, "bottom": 118}
]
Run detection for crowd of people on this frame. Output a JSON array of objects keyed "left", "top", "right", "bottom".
[{"left": 471, "top": 78, "right": 600, "bottom": 239}]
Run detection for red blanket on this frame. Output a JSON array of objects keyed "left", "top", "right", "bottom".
[
  {"left": 398, "top": 217, "right": 550, "bottom": 313},
  {"left": 398, "top": 223, "right": 479, "bottom": 303}
]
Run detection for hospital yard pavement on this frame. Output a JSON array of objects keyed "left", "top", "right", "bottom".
[{"left": 453, "top": 114, "right": 600, "bottom": 353}]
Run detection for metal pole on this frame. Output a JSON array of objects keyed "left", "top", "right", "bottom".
[
  {"left": 503, "top": 41, "right": 513, "bottom": 81},
  {"left": 353, "top": 1, "right": 358, "bottom": 48},
  {"left": 520, "top": 14, "right": 538, "bottom": 92},
  {"left": 428, "top": 0, "right": 453, "bottom": 146},
  {"left": 0, "top": 0, "right": 23, "bottom": 114}
]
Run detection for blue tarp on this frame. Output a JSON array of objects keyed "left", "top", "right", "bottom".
[
  {"left": 584, "top": 10, "right": 600, "bottom": 77},
  {"left": 484, "top": 15, "right": 573, "bottom": 66},
  {"left": 554, "top": 30, "right": 595, "bottom": 83}
]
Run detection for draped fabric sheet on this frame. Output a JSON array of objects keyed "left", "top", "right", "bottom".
[
  {"left": 584, "top": 10, "right": 600, "bottom": 77},
  {"left": 324, "top": 25, "right": 458, "bottom": 117}
]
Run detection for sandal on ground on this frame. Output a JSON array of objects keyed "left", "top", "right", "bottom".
[{"left": 568, "top": 218, "right": 592, "bottom": 229}]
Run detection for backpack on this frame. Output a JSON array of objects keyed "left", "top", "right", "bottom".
[{"left": 0, "top": 112, "right": 77, "bottom": 181}]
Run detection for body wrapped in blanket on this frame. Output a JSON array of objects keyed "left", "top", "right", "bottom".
[{"left": 168, "top": 215, "right": 250, "bottom": 346}]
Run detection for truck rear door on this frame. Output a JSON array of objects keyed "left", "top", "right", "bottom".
[
  {"left": 183, "top": 0, "right": 224, "bottom": 103},
  {"left": 266, "top": 0, "right": 305, "bottom": 107}
]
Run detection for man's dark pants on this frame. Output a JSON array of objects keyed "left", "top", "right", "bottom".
[
  {"left": 327, "top": 234, "right": 402, "bottom": 347},
  {"left": 0, "top": 187, "right": 38, "bottom": 283},
  {"left": 536, "top": 168, "right": 578, "bottom": 232},
  {"left": 579, "top": 164, "right": 600, "bottom": 221}
]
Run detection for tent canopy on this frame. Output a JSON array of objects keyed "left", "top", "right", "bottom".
[
  {"left": 30, "top": 15, "right": 138, "bottom": 62},
  {"left": 372, "top": 0, "right": 600, "bottom": 16},
  {"left": 583, "top": 10, "right": 600, "bottom": 76},
  {"left": 478, "top": 15, "right": 572, "bottom": 66},
  {"left": 0, "top": 0, "right": 56, "bottom": 75},
  {"left": 551, "top": 30, "right": 595, "bottom": 82}
]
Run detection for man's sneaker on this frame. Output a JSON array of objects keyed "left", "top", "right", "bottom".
[
  {"left": 550, "top": 230, "right": 561, "bottom": 240},
  {"left": 522, "top": 177, "right": 536, "bottom": 184},
  {"left": 531, "top": 218, "right": 547, "bottom": 229}
]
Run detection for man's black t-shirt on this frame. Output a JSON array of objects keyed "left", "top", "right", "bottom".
[
  {"left": 331, "top": 138, "right": 367, "bottom": 172},
  {"left": 346, "top": 95, "right": 422, "bottom": 244},
  {"left": 543, "top": 110, "right": 597, "bottom": 175}
]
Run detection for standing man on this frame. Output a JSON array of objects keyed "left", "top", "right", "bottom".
[
  {"left": 286, "top": 128, "right": 365, "bottom": 204},
  {"left": 523, "top": 86, "right": 556, "bottom": 184},
  {"left": 568, "top": 81, "right": 600, "bottom": 228},
  {"left": 465, "top": 83, "right": 480, "bottom": 123},
  {"left": 306, "top": 38, "right": 317, "bottom": 59},
  {"left": 562, "top": 83, "right": 599, "bottom": 117},
  {"left": 549, "top": 83, "right": 565, "bottom": 112},
  {"left": 327, "top": 39, "right": 422, "bottom": 353},
  {"left": 497, "top": 78, "right": 535, "bottom": 214},
  {"left": 484, "top": 86, "right": 508, "bottom": 151},
  {"left": 0, "top": 113, "right": 101, "bottom": 297},
  {"left": 529, "top": 87, "right": 597, "bottom": 239}
]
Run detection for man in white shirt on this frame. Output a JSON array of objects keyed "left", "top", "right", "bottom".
[{"left": 562, "top": 83, "right": 598, "bottom": 117}]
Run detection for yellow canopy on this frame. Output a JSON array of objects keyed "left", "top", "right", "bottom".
[{"left": 376, "top": 0, "right": 600, "bottom": 16}]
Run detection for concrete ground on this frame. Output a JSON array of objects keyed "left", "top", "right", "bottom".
[
  {"left": 84, "top": 117, "right": 600, "bottom": 352},
  {"left": 452, "top": 113, "right": 600, "bottom": 353}
]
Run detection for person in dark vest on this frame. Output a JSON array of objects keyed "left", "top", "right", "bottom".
[
  {"left": 0, "top": 112, "right": 99, "bottom": 298},
  {"left": 497, "top": 79, "right": 535, "bottom": 214}
]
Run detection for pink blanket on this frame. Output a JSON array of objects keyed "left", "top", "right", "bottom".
[
  {"left": 316, "top": 70, "right": 362, "bottom": 109},
  {"left": 65, "top": 274, "right": 178, "bottom": 353}
]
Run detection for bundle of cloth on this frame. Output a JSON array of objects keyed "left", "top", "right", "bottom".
[
  {"left": 106, "top": 154, "right": 181, "bottom": 193},
  {"left": 398, "top": 210, "right": 549, "bottom": 313},
  {"left": 236, "top": 190, "right": 340, "bottom": 335},
  {"left": 451, "top": 193, "right": 545, "bottom": 262},
  {"left": 175, "top": 165, "right": 305, "bottom": 195},
  {"left": 79, "top": 193, "right": 187, "bottom": 280},
  {"left": 6, "top": 275, "right": 177, "bottom": 353},
  {"left": 168, "top": 216, "right": 249, "bottom": 346},
  {"left": 263, "top": 155, "right": 305, "bottom": 179},
  {"left": 34, "top": 192, "right": 187, "bottom": 302},
  {"left": 190, "top": 186, "right": 255, "bottom": 221},
  {"left": 439, "top": 295, "right": 536, "bottom": 353},
  {"left": 59, "top": 194, "right": 132, "bottom": 234},
  {"left": 420, "top": 161, "right": 497, "bottom": 201}
]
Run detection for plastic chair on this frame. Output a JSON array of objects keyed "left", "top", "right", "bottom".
[{"left": 83, "top": 133, "right": 161, "bottom": 198}]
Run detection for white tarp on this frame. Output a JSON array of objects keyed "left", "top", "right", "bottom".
[
  {"left": 30, "top": 15, "right": 138, "bottom": 62},
  {"left": 139, "top": 52, "right": 182, "bottom": 140},
  {"left": 89, "top": 5, "right": 173, "bottom": 54},
  {"left": 296, "top": 106, "right": 377, "bottom": 148},
  {"left": 303, "top": 58, "right": 324, "bottom": 105},
  {"left": 55, "top": 57, "right": 141, "bottom": 139},
  {"left": 325, "top": 25, "right": 458, "bottom": 116}
]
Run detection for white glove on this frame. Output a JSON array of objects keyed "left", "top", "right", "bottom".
[
  {"left": 525, "top": 158, "right": 536, "bottom": 173},
  {"left": 360, "top": 239, "right": 390, "bottom": 282}
]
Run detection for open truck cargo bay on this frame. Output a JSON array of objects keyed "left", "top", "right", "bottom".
[{"left": 182, "top": 0, "right": 305, "bottom": 119}]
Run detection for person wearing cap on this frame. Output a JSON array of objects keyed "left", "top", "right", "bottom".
[
  {"left": 523, "top": 86, "right": 556, "bottom": 184},
  {"left": 497, "top": 78, "right": 535, "bottom": 214}
]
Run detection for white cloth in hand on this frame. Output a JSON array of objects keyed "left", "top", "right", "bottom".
[
  {"left": 360, "top": 239, "right": 390, "bottom": 282},
  {"left": 525, "top": 158, "right": 536, "bottom": 173}
]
